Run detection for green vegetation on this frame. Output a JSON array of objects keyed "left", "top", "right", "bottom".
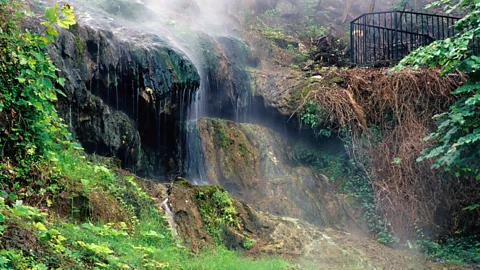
[
  {"left": 395, "top": 0, "right": 480, "bottom": 180},
  {"left": 292, "top": 143, "right": 345, "bottom": 183},
  {"left": 238, "top": 143, "right": 250, "bottom": 165},
  {"left": 196, "top": 188, "right": 239, "bottom": 242},
  {"left": 410, "top": 222, "right": 480, "bottom": 266},
  {"left": 393, "top": 0, "right": 480, "bottom": 263},
  {"left": 292, "top": 140, "right": 394, "bottom": 244},
  {"left": 414, "top": 234, "right": 480, "bottom": 266},
  {"left": 300, "top": 102, "right": 332, "bottom": 137},
  {"left": 0, "top": 167, "right": 288, "bottom": 269},
  {"left": 343, "top": 162, "right": 394, "bottom": 245},
  {"left": 238, "top": 143, "right": 249, "bottom": 155},
  {"left": 242, "top": 236, "right": 256, "bottom": 250},
  {"left": 74, "top": 36, "right": 85, "bottom": 55},
  {"left": 0, "top": 1, "right": 77, "bottom": 199},
  {"left": 216, "top": 125, "right": 230, "bottom": 148}
]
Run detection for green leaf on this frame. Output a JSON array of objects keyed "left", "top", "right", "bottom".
[
  {"left": 0, "top": 213, "right": 4, "bottom": 223},
  {"left": 45, "top": 7, "right": 58, "bottom": 23},
  {"left": 27, "top": 57, "right": 36, "bottom": 67},
  {"left": 0, "top": 255, "right": 10, "bottom": 265},
  {"left": 40, "top": 22, "right": 58, "bottom": 37},
  {"left": 58, "top": 17, "right": 75, "bottom": 29},
  {"left": 57, "top": 77, "right": 66, "bottom": 87}
]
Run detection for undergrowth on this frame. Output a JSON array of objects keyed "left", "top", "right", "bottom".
[
  {"left": 0, "top": 153, "right": 289, "bottom": 269},
  {"left": 196, "top": 188, "right": 239, "bottom": 244},
  {"left": 291, "top": 143, "right": 346, "bottom": 183},
  {"left": 342, "top": 159, "right": 395, "bottom": 245},
  {"left": 414, "top": 234, "right": 480, "bottom": 266}
]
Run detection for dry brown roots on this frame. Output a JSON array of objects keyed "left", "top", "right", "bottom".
[{"left": 297, "top": 68, "right": 480, "bottom": 240}]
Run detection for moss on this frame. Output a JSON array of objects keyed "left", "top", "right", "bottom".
[
  {"left": 195, "top": 186, "right": 239, "bottom": 243},
  {"left": 215, "top": 126, "right": 229, "bottom": 148},
  {"left": 238, "top": 143, "right": 250, "bottom": 166},
  {"left": 238, "top": 142, "right": 248, "bottom": 151},
  {"left": 75, "top": 37, "right": 85, "bottom": 55}
]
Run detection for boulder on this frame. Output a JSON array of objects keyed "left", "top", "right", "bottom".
[{"left": 1, "top": 226, "right": 40, "bottom": 255}]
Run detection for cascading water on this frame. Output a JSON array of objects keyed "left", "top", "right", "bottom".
[
  {"left": 160, "top": 198, "right": 177, "bottom": 238},
  {"left": 184, "top": 78, "right": 209, "bottom": 185},
  {"left": 64, "top": 0, "right": 249, "bottom": 182}
]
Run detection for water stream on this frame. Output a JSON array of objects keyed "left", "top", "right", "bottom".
[{"left": 160, "top": 198, "right": 177, "bottom": 239}]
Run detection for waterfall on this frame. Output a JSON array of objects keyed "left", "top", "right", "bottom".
[
  {"left": 115, "top": 70, "right": 119, "bottom": 111},
  {"left": 107, "top": 66, "right": 110, "bottom": 105},
  {"left": 96, "top": 41, "right": 100, "bottom": 96},
  {"left": 184, "top": 79, "right": 208, "bottom": 186},
  {"left": 160, "top": 198, "right": 177, "bottom": 239}
]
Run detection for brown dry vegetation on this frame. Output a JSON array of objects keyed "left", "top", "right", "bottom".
[{"left": 296, "top": 68, "right": 480, "bottom": 240}]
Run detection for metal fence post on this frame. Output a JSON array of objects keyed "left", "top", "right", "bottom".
[
  {"left": 350, "top": 21, "right": 354, "bottom": 64},
  {"left": 394, "top": 10, "right": 399, "bottom": 61}
]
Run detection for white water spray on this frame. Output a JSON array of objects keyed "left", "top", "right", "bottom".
[{"left": 160, "top": 198, "right": 177, "bottom": 238}]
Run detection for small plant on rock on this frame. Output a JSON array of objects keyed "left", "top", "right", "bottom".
[{"left": 242, "top": 236, "right": 256, "bottom": 250}]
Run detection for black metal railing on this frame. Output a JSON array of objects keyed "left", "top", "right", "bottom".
[{"left": 350, "top": 11, "right": 460, "bottom": 65}]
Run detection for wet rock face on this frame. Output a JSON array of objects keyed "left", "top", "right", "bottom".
[
  {"left": 200, "top": 34, "right": 302, "bottom": 135},
  {"left": 166, "top": 182, "right": 214, "bottom": 252},
  {"left": 196, "top": 118, "right": 363, "bottom": 231},
  {"left": 200, "top": 36, "right": 255, "bottom": 122},
  {"left": 45, "top": 22, "right": 200, "bottom": 178}
]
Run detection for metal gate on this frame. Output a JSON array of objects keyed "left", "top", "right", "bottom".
[{"left": 350, "top": 11, "right": 460, "bottom": 65}]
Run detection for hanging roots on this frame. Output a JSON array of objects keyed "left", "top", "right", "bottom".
[{"left": 296, "top": 68, "right": 480, "bottom": 240}]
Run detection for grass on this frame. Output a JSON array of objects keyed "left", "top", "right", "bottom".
[{"left": 0, "top": 147, "right": 290, "bottom": 269}]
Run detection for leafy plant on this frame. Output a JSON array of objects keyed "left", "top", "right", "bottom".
[
  {"left": 394, "top": 0, "right": 480, "bottom": 180},
  {"left": 343, "top": 161, "right": 394, "bottom": 245},
  {"left": 0, "top": 1, "right": 78, "bottom": 197},
  {"left": 264, "top": 8, "right": 277, "bottom": 18},
  {"left": 196, "top": 187, "right": 239, "bottom": 243},
  {"left": 292, "top": 143, "right": 347, "bottom": 183},
  {"left": 0, "top": 2, "right": 290, "bottom": 269},
  {"left": 242, "top": 236, "right": 256, "bottom": 250},
  {"left": 300, "top": 102, "right": 332, "bottom": 137},
  {"left": 302, "top": 16, "right": 326, "bottom": 38},
  {"left": 414, "top": 224, "right": 480, "bottom": 266}
]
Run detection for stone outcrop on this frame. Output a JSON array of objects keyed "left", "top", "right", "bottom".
[
  {"left": 36, "top": 15, "right": 200, "bottom": 178},
  {"left": 194, "top": 118, "right": 363, "bottom": 231}
]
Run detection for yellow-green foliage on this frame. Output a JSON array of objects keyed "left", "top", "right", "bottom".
[{"left": 0, "top": 166, "right": 289, "bottom": 269}]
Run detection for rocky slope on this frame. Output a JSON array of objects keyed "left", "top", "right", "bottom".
[
  {"left": 193, "top": 118, "right": 363, "bottom": 232},
  {"left": 155, "top": 181, "right": 467, "bottom": 270}
]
